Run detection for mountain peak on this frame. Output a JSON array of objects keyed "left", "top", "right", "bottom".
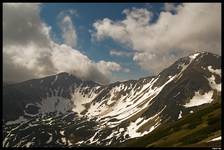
[
  {"left": 188, "top": 51, "right": 220, "bottom": 60},
  {"left": 57, "top": 72, "right": 71, "bottom": 76},
  {"left": 172, "top": 51, "right": 220, "bottom": 68}
]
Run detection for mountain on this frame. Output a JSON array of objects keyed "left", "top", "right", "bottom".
[
  {"left": 3, "top": 72, "right": 100, "bottom": 121},
  {"left": 121, "top": 100, "right": 221, "bottom": 147},
  {"left": 3, "top": 52, "right": 221, "bottom": 147}
]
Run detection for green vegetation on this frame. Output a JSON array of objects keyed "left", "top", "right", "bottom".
[{"left": 120, "top": 102, "right": 221, "bottom": 147}]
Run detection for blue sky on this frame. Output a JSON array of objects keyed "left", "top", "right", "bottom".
[{"left": 39, "top": 3, "right": 165, "bottom": 81}]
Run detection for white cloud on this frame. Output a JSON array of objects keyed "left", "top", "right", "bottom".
[
  {"left": 110, "top": 49, "right": 133, "bottom": 57},
  {"left": 3, "top": 3, "right": 125, "bottom": 84},
  {"left": 96, "top": 60, "right": 122, "bottom": 76},
  {"left": 57, "top": 9, "right": 79, "bottom": 48},
  {"left": 59, "top": 15, "right": 77, "bottom": 48},
  {"left": 93, "top": 3, "right": 221, "bottom": 74},
  {"left": 51, "top": 44, "right": 123, "bottom": 84}
]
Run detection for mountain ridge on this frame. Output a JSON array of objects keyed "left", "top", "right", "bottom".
[{"left": 3, "top": 51, "right": 221, "bottom": 147}]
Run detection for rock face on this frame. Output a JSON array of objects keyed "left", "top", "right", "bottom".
[{"left": 3, "top": 52, "right": 221, "bottom": 147}]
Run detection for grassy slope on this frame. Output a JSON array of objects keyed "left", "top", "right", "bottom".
[{"left": 120, "top": 99, "right": 221, "bottom": 147}]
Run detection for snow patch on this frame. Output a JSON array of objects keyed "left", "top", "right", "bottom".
[
  {"left": 76, "top": 140, "right": 84, "bottom": 145},
  {"left": 89, "top": 130, "right": 100, "bottom": 144},
  {"left": 178, "top": 111, "right": 182, "bottom": 119},
  {"left": 24, "top": 111, "right": 38, "bottom": 117},
  {"left": 208, "top": 66, "right": 221, "bottom": 76},
  {"left": 177, "top": 54, "right": 198, "bottom": 80},
  {"left": 37, "top": 96, "right": 73, "bottom": 116},
  {"left": 207, "top": 75, "right": 221, "bottom": 92},
  {"left": 209, "top": 136, "right": 221, "bottom": 142},
  {"left": 25, "top": 142, "right": 33, "bottom": 147},
  {"left": 184, "top": 91, "right": 214, "bottom": 107},
  {"left": 61, "top": 137, "right": 66, "bottom": 144},
  {"left": 87, "top": 74, "right": 175, "bottom": 129},
  {"left": 60, "top": 130, "right": 65, "bottom": 136},
  {"left": 119, "top": 128, "right": 124, "bottom": 132},
  {"left": 46, "top": 133, "right": 53, "bottom": 144},
  {"left": 5, "top": 116, "right": 28, "bottom": 125},
  {"left": 125, "top": 106, "right": 166, "bottom": 138},
  {"left": 173, "top": 92, "right": 180, "bottom": 98},
  {"left": 71, "top": 85, "right": 100, "bottom": 115},
  {"left": 25, "top": 103, "right": 36, "bottom": 109},
  {"left": 24, "top": 103, "right": 39, "bottom": 117},
  {"left": 126, "top": 117, "right": 144, "bottom": 138},
  {"left": 201, "top": 66, "right": 206, "bottom": 70},
  {"left": 105, "top": 131, "right": 115, "bottom": 140},
  {"left": 68, "top": 140, "right": 72, "bottom": 146},
  {"left": 189, "top": 53, "right": 200, "bottom": 60}
]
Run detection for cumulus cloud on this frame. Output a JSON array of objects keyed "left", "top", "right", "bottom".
[
  {"left": 59, "top": 15, "right": 77, "bottom": 48},
  {"left": 110, "top": 49, "right": 133, "bottom": 57},
  {"left": 3, "top": 3, "right": 125, "bottom": 84},
  {"left": 51, "top": 44, "right": 123, "bottom": 84},
  {"left": 93, "top": 3, "right": 221, "bottom": 74}
]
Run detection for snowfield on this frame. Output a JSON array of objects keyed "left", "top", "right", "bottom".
[{"left": 184, "top": 91, "right": 214, "bottom": 107}]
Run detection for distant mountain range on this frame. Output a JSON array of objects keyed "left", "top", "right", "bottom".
[{"left": 3, "top": 51, "right": 221, "bottom": 147}]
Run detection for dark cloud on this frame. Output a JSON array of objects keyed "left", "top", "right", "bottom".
[{"left": 3, "top": 4, "right": 50, "bottom": 47}]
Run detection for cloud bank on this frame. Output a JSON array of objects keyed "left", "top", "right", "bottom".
[
  {"left": 3, "top": 3, "right": 125, "bottom": 84},
  {"left": 93, "top": 3, "right": 221, "bottom": 73}
]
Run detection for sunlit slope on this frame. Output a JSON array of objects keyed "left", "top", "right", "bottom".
[{"left": 120, "top": 97, "right": 221, "bottom": 147}]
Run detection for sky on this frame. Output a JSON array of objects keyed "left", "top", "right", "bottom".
[{"left": 3, "top": 3, "right": 221, "bottom": 84}]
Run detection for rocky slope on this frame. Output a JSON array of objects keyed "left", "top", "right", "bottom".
[
  {"left": 121, "top": 99, "right": 221, "bottom": 147},
  {"left": 3, "top": 51, "right": 221, "bottom": 147}
]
